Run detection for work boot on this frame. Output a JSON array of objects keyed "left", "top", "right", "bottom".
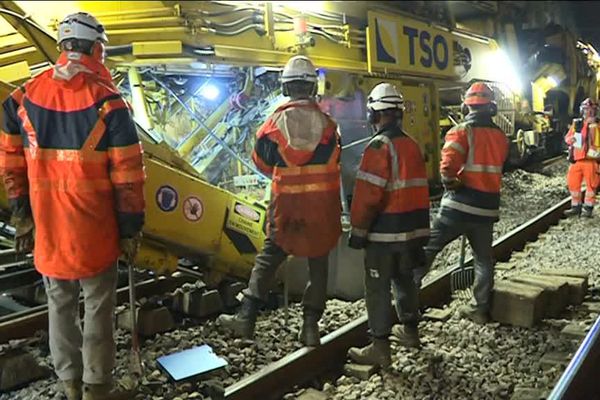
[
  {"left": 217, "top": 296, "right": 259, "bottom": 339},
  {"left": 391, "top": 323, "right": 421, "bottom": 348},
  {"left": 347, "top": 338, "right": 391, "bottom": 369},
  {"left": 458, "top": 304, "right": 490, "bottom": 324},
  {"left": 62, "top": 380, "right": 82, "bottom": 400},
  {"left": 298, "top": 311, "right": 321, "bottom": 347},
  {"left": 564, "top": 205, "right": 582, "bottom": 217},
  {"left": 82, "top": 383, "right": 135, "bottom": 400},
  {"left": 582, "top": 205, "right": 593, "bottom": 218}
]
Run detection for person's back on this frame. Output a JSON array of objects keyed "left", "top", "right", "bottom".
[
  {"left": 219, "top": 55, "right": 341, "bottom": 348},
  {"left": 0, "top": 12, "right": 144, "bottom": 400},
  {"left": 439, "top": 105, "right": 508, "bottom": 224},
  {"left": 255, "top": 98, "right": 341, "bottom": 257},
  {"left": 351, "top": 125, "right": 429, "bottom": 248},
  {"left": 420, "top": 82, "right": 509, "bottom": 324},
  {"left": 348, "top": 83, "right": 430, "bottom": 368},
  {"left": 13, "top": 51, "right": 143, "bottom": 279}
]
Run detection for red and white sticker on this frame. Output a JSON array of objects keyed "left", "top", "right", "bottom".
[{"left": 183, "top": 196, "right": 203, "bottom": 222}]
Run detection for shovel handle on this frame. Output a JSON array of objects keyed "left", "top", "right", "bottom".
[
  {"left": 458, "top": 235, "right": 467, "bottom": 270},
  {"left": 128, "top": 262, "right": 139, "bottom": 353}
]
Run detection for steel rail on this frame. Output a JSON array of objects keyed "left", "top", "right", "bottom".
[
  {"left": 0, "top": 273, "right": 196, "bottom": 343},
  {"left": 0, "top": 265, "right": 39, "bottom": 293},
  {"left": 541, "top": 154, "right": 567, "bottom": 167},
  {"left": 548, "top": 314, "right": 600, "bottom": 400},
  {"left": 224, "top": 196, "right": 571, "bottom": 400}
]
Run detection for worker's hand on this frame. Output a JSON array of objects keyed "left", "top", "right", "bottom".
[
  {"left": 348, "top": 232, "right": 367, "bottom": 250},
  {"left": 120, "top": 232, "right": 142, "bottom": 264},
  {"left": 13, "top": 215, "right": 34, "bottom": 254},
  {"left": 442, "top": 178, "right": 462, "bottom": 191}
]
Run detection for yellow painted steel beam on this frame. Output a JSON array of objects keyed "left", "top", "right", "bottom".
[
  {"left": 84, "top": 4, "right": 177, "bottom": 19},
  {"left": 0, "top": 60, "right": 30, "bottom": 82},
  {"left": 128, "top": 67, "right": 153, "bottom": 133},
  {"left": 101, "top": 16, "right": 182, "bottom": 30},
  {"left": 0, "top": 33, "right": 34, "bottom": 54},
  {"left": 107, "top": 26, "right": 188, "bottom": 39},
  {"left": 132, "top": 40, "right": 182, "bottom": 56},
  {"left": 177, "top": 97, "right": 231, "bottom": 159},
  {"left": 124, "top": 57, "right": 198, "bottom": 67},
  {"left": 0, "top": 47, "right": 46, "bottom": 69},
  {"left": 174, "top": 70, "right": 255, "bottom": 163},
  {"left": 0, "top": 1, "right": 58, "bottom": 63},
  {"left": 213, "top": 44, "right": 367, "bottom": 72}
]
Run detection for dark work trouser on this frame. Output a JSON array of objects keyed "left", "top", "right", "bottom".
[
  {"left": 414, "top": 217, "right": 495, "bottom": 311},
  {"left": 242, "top": 237, "right": 329, "bottom": 315},
  {"left": 364, "top": 246, "right": 419, "bottom": 339}
]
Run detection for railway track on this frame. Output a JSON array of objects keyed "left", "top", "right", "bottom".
[
  {"left": 541, "top": 154, "right": 567, "bottom": 168},
  {"left": 1, "top": 159, "right": 587, "bottom": 399},
  {"left": 0, "top": 268, "right": 197, "bottom": 343},
  {"left": 223, "top": 196, "right": 599, "bottom": 400}
]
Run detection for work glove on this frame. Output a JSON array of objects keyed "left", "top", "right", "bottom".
[
  {"left": 348, "top": 232, "right": 367, "bottom": 250},
  {"left": 442, "top": 178, "right": 462, "bottom": 191},
  {"left": 13, "top": 215, "right": 34, "bottom": 254},
  {"left": 120, "top": 231, "right": 142, "bottom": 264}
]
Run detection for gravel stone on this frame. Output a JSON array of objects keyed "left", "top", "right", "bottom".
[{"left": 5, "top": 161, "right": 587, "bottom": 400}]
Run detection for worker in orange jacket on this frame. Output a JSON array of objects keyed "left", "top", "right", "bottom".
[
  {"left": 219, "top": 55, "right": 341, "bottom": 347},
  {"left": 0, "top": 13, "right": 145, "bottom": 400},
  {"left": 564, "top": 98, "right": 600, "bottom": 218},
  {"left": 414, "top": 82, "right": 508, "bottom": 324},
  {"left": 345, "top": 83, "right": 430, "bottom": 368}
]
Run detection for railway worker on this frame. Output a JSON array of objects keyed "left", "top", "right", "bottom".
[
  {"left": 0, "top": 12, "right": 145, "bottom": 400},
  {"left": 414, "top": 82, "right": 509, "bottom": 324},
  {"left": 218, "top": 55, "right": 341, "bottom": 347},
  {"left": 346, "top": 83, "right": 430, "bottom": 368},
  {"left": 564, "top": 98, "right": 600, "bottom": 218}
]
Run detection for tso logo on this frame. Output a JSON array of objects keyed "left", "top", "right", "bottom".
[{"left": 403, "top": 26, "right": 449, "bottom": 70}]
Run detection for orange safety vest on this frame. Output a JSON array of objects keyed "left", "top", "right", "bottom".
[
  {"left": 565, "top": 118, "right": 600, "bottom": 162},
  {"left": 0, "top": 52, "right": 145, "bottom": 280},
  {"left": 350, "top": 124, "right": 430, "bottom": 247},
  {"left": 440, "top": 114, "right": 509, "bottom": 223},
  {"left": 252, "top": 100, "right": 341, "bottom": 258}
]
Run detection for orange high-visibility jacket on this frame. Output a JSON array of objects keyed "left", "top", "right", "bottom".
[
  {"left": 350, "top": 124, "right": 430, "bottom": 248},
  {"left": 565, "top": 118, "right": 600, "bottom": 161},
  {"left": 253, "top": 100, "right": 341, "bottom": 258},
  {"left": 0, "top": 52, "right": 145, "bottom": 279},
  {"left": 439, "top": 113, "right": 508, "bottom": 223}
]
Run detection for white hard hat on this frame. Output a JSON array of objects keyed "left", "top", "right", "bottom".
[
  {"left": 57, "top": 12, "right": 108, "bottom": 44},
  {"left": 367, "top": 83, "right": 405, "bottom": 111},
  {"left": 282, "top": 55, "right": 318, "bottom": 83}
]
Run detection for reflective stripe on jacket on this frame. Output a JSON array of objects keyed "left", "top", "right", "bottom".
[
  {"left": 565, "top": 118, "right": 600, "bottom": 161},
  {"left": 439, "top": 113, "right": 508, "bottom": 223},
  {"left": 0, "top": 52, "right": 145, "bottom": 279},
  {"left": 253, "top": 100, "right": 341, "bottom": 257},
  {"left": 350, "top": 123, "right": 430, "bottom": 247}
]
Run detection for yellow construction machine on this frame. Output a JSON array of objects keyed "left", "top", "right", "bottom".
[
  {"left": 0, "top": 1, "right": 563, "bottom": 297},
  {"left": 454, "top": 7, "right": 599, "bottom": 165}
]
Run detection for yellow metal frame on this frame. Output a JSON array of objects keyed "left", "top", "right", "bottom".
[{"left": 0, "top": 1, "right": 530, "bottom": 279}]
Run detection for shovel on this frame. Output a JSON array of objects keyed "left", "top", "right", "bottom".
[
  {"left": 127, "top": 260, "right": 143, "bottom": 379},
  {"left": 450, "top": 235, "right": 474, "bottom": 299}
]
